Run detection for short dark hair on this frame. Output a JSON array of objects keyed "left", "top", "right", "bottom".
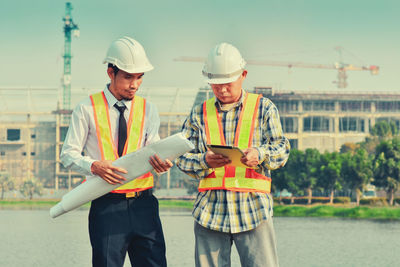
[{"left": 108, "top": 63, "right": 119, "bottom": 75}]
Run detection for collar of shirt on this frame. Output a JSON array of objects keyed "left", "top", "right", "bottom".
[
  {"left": 104, "top": 84, "right": 132, "bottom": 112},
  {"left": 214, "top": 89, "right": 247, "bottom": 112}
]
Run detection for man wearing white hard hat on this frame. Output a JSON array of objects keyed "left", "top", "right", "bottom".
[
  {"left": 60, "top": 36, "right": 172, "bottom": 267},
  {"left": 176, "top": 43, "right": 290, "bottom": 267}
]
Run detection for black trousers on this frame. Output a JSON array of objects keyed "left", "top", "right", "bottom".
[{"left": 88, "top": 191, "right": 166, "bottom": 267}]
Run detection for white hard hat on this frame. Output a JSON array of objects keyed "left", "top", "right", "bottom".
[
  {"left": 103, "top": 36, "right": 154, "bottom": 73},
  {"left": 202, "top": 43, "right": 246, "bottom": 84}
]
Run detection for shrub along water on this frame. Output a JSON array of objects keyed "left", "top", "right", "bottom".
[
  {"left": 1, "top": 200, "right": 399, "bottom": 220},
  {"left": 274, "top": 197, "right": 351, "bottom": 205},
  {"left": 273, "top": 205, "right": 400, "bottom": 220}
]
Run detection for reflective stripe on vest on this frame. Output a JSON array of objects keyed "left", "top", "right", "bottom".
[
  {"left": 90, "top": 92, "right": 153, "bottom": 193},
  {"left": 198, "top": 93, "right": 271, "bottom": 193}
]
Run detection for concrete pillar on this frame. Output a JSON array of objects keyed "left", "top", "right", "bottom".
[
  {"left": 27, "top": 114, "right": 31, "bottom": 180},
  {"left": 334, "top": 101, "right": 340, "bottom": 151},
  {"left": 55, "top": 113, "right": 60, "bottom": 191},
  {"left": 297, "top": 100, "right": 303, "bottom": 150},
  {"left": 370, "top": 102, "right": 376, "bottom": 126}
]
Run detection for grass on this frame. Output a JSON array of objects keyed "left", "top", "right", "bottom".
[
  {"left": 0, "top": 199, "right": 59, "bottom": 206},
  {"left": 0, "top": 199, "right": 90, "bottom": 209},
  {"left": 273, "top": 205, "right": 400, "bottom": 220},
  {"left": 158, "top": 199, "right": 194, "bottom": 210},
  {"left": 0, "top": 199, "right": 195, "bottom": 211},
  {"left": 0, "top": 199, "right": 194, "bottom": 211},
  {"left": 1, "top": 199, "right": 400, "bottom": 220}
]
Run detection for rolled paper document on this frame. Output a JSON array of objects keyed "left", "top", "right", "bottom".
[{"left": 50, "top": 133, "right": 194, "bottom": 218}]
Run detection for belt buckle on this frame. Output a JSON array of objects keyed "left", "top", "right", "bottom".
[{"left": 126, "top": 191, "right": 140, "bottom": 198}]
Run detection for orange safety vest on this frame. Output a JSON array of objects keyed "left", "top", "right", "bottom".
[
  {"left": 90, "top": 92, "right": 153, "bottom": 193},
  {"left": 198, "top": 93, "right": 271, "bottom": 193}
]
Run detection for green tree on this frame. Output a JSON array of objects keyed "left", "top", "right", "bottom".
[
  {"left": 373, "top": 138, "right": 400, "bottom": 205},
  {"left": 340, "top": 142, "right": 360, "bottom": 154},
  {"left": 360, "top": 136, "right": 380, "bottom": 155},
  {"left": 341, "top": 149, "right": 373, "bottom": 206},
  {"left": 318, "top": 152, "right": 343, "bottom": 204},
  {"left": 370, "top": 120, "right": 398, "bottom": 138},
  {"left": 271, "top": 165, "right": 288, "bottom": 202},
  {"left": 275, "top": 149, "right": 303, "bottom": 204},
  {"left": 272, "top": 152, "right": 291, "bottom": 203},
  {"left": 361, "top": 120, "right": 399, "bottom": 155},
  {"left": 272, "top": 149, "right": 320, "bottom": 205},
  {"left": 299, "top": 149, "right": 321, "bottom": 205},
  {"left": 0, "top": 172, "right": 15, "bottom": 199},
  {"left": 19, "top": 178, "right": 43, "bottom": 200}
]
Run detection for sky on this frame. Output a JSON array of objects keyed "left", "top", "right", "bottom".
[{"left": 0, "top": 0, "right": 399, "bottom": 93}]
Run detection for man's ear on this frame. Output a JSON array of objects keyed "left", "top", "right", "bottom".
[
  {"left": 107, "top": 67, "right": 115, "bottom": 80},
  {"left": 242, "top": 70, "right": 248, "bottom": 79}
]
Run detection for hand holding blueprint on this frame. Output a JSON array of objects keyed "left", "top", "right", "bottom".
[{"left": 50, "top": 133, "right": 194, "bottom": 218}]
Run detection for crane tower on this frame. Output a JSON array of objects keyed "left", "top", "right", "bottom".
[{"left": 62, "top": 2, "right": 79, "bottom": 113}]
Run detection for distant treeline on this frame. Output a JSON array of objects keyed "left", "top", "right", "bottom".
[
  {"left": 0, "top": 174, "right": 43, "bottom": 200},
  {"left": 272, "top": 120, "right": 400, "bottom": 206}
]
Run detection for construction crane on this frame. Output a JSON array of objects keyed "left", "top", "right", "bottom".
[
  {"left": 62, "top": 2, "right": 79, "bottom": 114},
  {"left": 174, "top": 48, "right": 379, "bottom": 88}
]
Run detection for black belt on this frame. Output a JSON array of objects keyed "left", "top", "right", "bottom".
[{"left": 103, "top": 189, "right": 152, "bottom": 199}]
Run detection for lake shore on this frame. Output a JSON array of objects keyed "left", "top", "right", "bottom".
[{"left": 1, "top": 199, "right": 399, "bottom": 220}]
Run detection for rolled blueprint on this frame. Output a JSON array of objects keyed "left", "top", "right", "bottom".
[{"left": 50, "top": 133, "right": 194, "bottom": 218}]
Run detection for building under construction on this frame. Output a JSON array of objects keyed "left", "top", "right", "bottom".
[
  {"left": 1, "top": 86, "right": 400, "bottom": 190},
  {"left": 255, "top": 87, "right": 400, "bottom": 151},
  {"left": 0, "top": 86, "right": 196, "bottom": 191}
]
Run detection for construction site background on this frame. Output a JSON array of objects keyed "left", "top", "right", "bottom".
[{"left": 2, "top": 86, "right": 400, "bottom": 197}]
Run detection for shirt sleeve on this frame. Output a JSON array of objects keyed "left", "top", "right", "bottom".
[
  {"left": 144, "top": 102, "right": 161, "bottom": 145},
  {"left": 60, "top": 102, "right": 95, "bottom": 175},
  {"left": 143, "top": 101, "right": 168, "bottom": 175},
  {"left": 175, "top": 108, "right": 212, "bottom": 180},
  {"left": 256, "top": 100, "right": 290, "bottom": 170}
]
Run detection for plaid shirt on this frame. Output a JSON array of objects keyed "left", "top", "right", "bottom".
[{"left": 176, "top": 90, "right": 290, "bottom": 233}]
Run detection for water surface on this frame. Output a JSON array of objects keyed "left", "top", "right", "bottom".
[{"left": 0, "top": 210, "right": 399, "bottom": 266}]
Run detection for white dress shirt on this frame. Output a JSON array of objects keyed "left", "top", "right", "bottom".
[{"left": 60, "top": 85, "right": 161, "bottom": 180}]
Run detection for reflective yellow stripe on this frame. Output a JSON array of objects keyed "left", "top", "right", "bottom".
[
  {"left": 205, "top": 98, "right": 224, "bottom": 145},
  {"left": 225, "top": 177, "right": 271, "bottom": 192},
  {"left": 225, "top": 168, "right": 270, "bottom": 192},
  {"left": 199, "top": 176, "right": 221, "bottom": 189},
  {"left": 198, "top": 167, "right": 226, "bottom": 189},
  {"left": 236, "top": 93, "right": 259, "bottom": 149},
  {"left": 90, "top": 93, "right": 153, "bottom": 191},
  {"left": 114, "top": 174, "right": 154, "bottom": 191},
  {"left": 126, "top": 96, "right": 145, "bottom": 153},
  {"left": 200, "top": 97, "right": 225, "bottom": 189},
  {"left": 129, "top": 176, "right": 153, "bottom": 189},
  {"left": 233, "top": 94, "right": 270, "bottom": 192},
  {"left": 91, "top": 92, "right": 116, "bottom": 160},
  {"left": 236, "top": 167, "right": 246, "bottom": 178}
]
